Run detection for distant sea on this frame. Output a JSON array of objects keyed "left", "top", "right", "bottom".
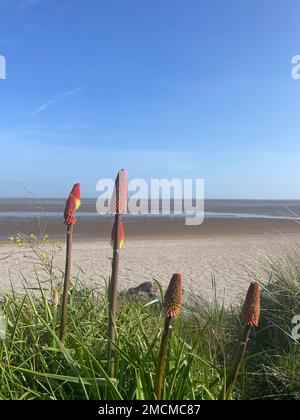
[{"left": 1, "top": 198, "right": 300, "bottom": 241}]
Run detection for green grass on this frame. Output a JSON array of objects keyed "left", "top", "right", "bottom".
[
  {"left": 0, "top": 278, "right": 226, "bottom": 400},
  {"left": 241, "top": 252, "right": 300, "bottom": 399},
  {"left": 1, "top": 241, "right": 300, "bottom": 400}
]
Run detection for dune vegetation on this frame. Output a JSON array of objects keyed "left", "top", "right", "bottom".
[{"left": 0, "top": 235, "right": 300, "bottom": 400}]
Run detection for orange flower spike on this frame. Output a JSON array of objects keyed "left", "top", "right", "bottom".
[
  {"left": 163, "top": 273, "right": 183, "bottom": 318},
  {"left": 242, "top": 281, "right": 261, "bottom": 327},
  {"left": 111, "top": 219, "right": 125, "bottom": 249},
  {"left": 111, "top": 169, "right": 128, "bottom": 215},
  {"left": 64, "top": 183, "right": 81, "bottom": 225}
]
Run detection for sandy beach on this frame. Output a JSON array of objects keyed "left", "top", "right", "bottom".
[
  {"left": 1, "top": 198, "right": 300, "bottom": 303},
  {"left": 1, "top": 219, "right": 300, "bottom": 304}
]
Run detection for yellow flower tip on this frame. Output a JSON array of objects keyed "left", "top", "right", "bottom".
[
  {"left": 53, "top": 289, "right": 59, "bottom": 308},
  {"left": 111, "top": 219, "right": 125, "bottom": 249},
  {"left": 64, "top": 183, "right": 81, "bottom": 225},
  {"left": 242, "top": 281, "right": 260, "bottom": 327},
  {"left": 163, "top": 273, "right": 183, "bottom": 318}
]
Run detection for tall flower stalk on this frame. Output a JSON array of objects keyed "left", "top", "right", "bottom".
[
  {"left": 220, "top": 281, "right": 260, "bottom": 400},
  {"left": 59, "top": 183, "right": 81, "bottom": 341},
  {"left": 108, "top": 169, "right": 127, "bottom": 377},
  {"left": 154, "top": 273, "right": 182, "bottom": 400}
]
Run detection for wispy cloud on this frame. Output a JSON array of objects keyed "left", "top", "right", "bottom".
[
  {"left": 60, "top": 86, "right": 87, "bottom": 98},
  {"left": 31, "top": 100, "right": 53, "bottom": 115},
  {"left": 29, "top": 86, "right": 87, "bottom": 116}
]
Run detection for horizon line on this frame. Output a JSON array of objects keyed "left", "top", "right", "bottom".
[{"left": 0, "top": 197, "right": 300, "bottom": 201}]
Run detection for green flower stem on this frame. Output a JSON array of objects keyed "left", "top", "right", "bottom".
[
  {"left": 154, "top": 316, "right": 172, "bottom": 400},
  {"left": 59, "top": 224, "right": 73, "bottom": 341}
]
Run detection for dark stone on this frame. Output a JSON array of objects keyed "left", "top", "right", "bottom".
[{"left": 120, "top": 281, "right": 160, "bottom": 303}]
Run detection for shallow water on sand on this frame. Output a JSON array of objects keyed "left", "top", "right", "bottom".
[{"left": 1, "top": 198, "right": 300, "bottom": 241}]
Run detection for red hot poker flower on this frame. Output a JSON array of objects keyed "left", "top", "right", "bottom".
[
  {"left": 111, "top": 219, "right": 125, "bottom": 249},
  {"left": 111, "top": 169, "right": 128, "bottom": 215},
  {"left": 64, "top": 183, "right": 81, "bottom": 225},
  {"left": 242, "top": 281, "right": 261, "bottom": 327},
  {"left": 163, "top": 273, "right": 183, "bottom": 318}
]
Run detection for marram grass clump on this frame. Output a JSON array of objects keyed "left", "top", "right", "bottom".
[
  {"left": 1, "top": 245, "right": 300, "bottom": 400},
  {"left": 0, "top": 276, "right": 222, "bottom": 400}
]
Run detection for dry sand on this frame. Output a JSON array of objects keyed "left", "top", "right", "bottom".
[{"left": 1, "top": 229, "right": 300, "bottom": 305}]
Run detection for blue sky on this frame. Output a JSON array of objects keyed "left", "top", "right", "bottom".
[{"left": 0, "top": 0, "right": 299, "bottom": 198}]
